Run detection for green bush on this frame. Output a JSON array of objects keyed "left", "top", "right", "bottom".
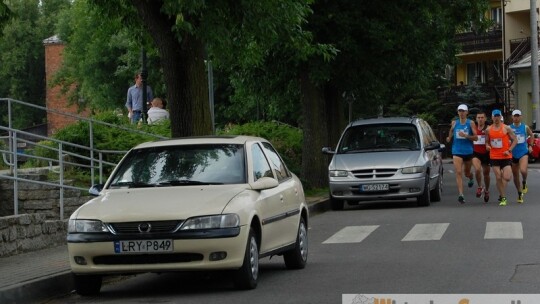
[
  {"left": 0, "top": 139, "right": 8, "bottom": 170},
  {"left": 28, "top": 111, "right": 170, "bottom": 181},
  {"left": 218, "top": 121, "right": 303, "bottom": 175}
]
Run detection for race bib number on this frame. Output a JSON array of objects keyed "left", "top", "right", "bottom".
[
  {"left": 491, "top": 138, "right": 503, "bottom": 148},
  {"left": 456, "top": 129, "right": 467, "bottom": 139},
  {"left": 474, "top": 135, "right": 485, "bottom": 145},
  {"left": 517, "top": 134, "right": 526, "bottom": 144}
]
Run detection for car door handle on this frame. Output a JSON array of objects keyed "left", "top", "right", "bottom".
[{"left": 280, "top": 194, "right": 284, "bottom": 202}]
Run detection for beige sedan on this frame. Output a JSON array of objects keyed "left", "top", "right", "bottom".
[{"left": 67, "top": 136, "right": 308, "bottom": 295}]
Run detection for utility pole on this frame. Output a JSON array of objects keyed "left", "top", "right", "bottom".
[
  {"left": 141, "top": 47, "right": 148, "bottom": 124},
  {"left": 531, "top": 0, "right": 540, "bottom": 129}
]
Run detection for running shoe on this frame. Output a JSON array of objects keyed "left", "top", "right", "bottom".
[
  {"left": 476, "top": 187, "right": 483, "bottom": 198},
  {"left": 458, "top": 195, "right": 465, "bottom": 204},
  {"left": 484, "top": 191, "right": 490, "bottom": 203},
  {"left": 467, "top": 175, "right": 474, "bottom": 188},
  {"left": 522, "top": 182, "right": 528, "bottom": 194},
  {"left": 499, "top": 197, "right": 508, "bottom": 206},
  {"left": 517, "top": 192, "right": 524, "bottom": 204}
]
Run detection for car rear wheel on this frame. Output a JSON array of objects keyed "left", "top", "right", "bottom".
[
  {"left": 430, "top": 170, "right": 443, "bottom": 202},
  {"left": 416, "top": 174, "right": 431, "bottom": 207},
  {"left": 234, "top": 228, "right": 259, "bottom": 289},
  {"left": 73, "top": 273, "right": 102, "bottom": 296},
  {"left": 284, "top": 217, "right": 308, "bottom": 269},
  {"left": 329, "top": 196, "right": 344, "bottom": 210}
]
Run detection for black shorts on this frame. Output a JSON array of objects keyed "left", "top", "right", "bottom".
[
  {"left": 473, "top": 152, "right": 490, "bottom": 165},
  {"left": 453, "top": 154, "right": 473, "bottom": 161},
  {"left": 490, "top": 159, "right": 512, "bottom": 169}
]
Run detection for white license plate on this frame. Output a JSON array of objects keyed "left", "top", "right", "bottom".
[
  {"left": 361, "top": 184, "right": 389, "bottom": 192},
  {"left": 114, "top": 239, "right": 173, "bottom": 253}
]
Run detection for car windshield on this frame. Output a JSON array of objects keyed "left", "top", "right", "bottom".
[
  {"left": 109, "top": 144, "right": 246, "bottom": 188},
  {"left": 337, "top": 123, "right": 420, "bottom": 153}
]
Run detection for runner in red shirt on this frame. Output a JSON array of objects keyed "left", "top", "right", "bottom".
[{"left": 472, "top": 111, "right": 491, "bottom": 202}]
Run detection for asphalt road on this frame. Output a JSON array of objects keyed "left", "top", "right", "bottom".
[{"left": 45, "top": 162, "right": 540, "bottom": 303}]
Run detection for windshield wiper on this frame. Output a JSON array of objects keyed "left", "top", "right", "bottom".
[
  {"left": 158, "top": 180, "right": 224, "bottom": 186},
  {"left": 109, "top": 181, "right": 155, "bottom": 188}
]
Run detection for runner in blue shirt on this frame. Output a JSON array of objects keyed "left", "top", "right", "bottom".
[
  {"left": 509, "top": 109, "right": 534, "bottom": 203},
  {"left": 446, "top": 104, "right": 478, "bottom": 204}
]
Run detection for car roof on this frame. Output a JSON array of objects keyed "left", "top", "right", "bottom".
[
  {"left": 349, "top": 117, "right": 419, "bottom": 127},
  {"left": 133, "top": 135, "right": 268, "bottom": 149}
]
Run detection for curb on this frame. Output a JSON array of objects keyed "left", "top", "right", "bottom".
[{"left": 0, "top": 271, "right": 73, "bottom": 304}]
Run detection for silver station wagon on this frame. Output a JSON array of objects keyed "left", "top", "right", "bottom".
[
  {"left": 67, "top": 136, "right": 308, "bottom": 295},
  {"left": 322, "top": 117, "right": 444, "bottom": 210}
]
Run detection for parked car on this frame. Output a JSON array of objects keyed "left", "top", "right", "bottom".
[
  {"left": 528, "top": 131, "right": 540, "bottom": 162},
  {"left": 67, "top": 136, "right": 308, "bottom": 295},
  {"left": 322, "top": 117, "right": 445, "bottom": 210}
]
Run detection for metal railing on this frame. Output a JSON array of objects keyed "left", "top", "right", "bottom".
[{"left": 0, "top": 98, "right": 168, "bottom": 220}]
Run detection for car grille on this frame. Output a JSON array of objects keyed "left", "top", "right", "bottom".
[
  {"left": 108, "top": 220, "right": 183, "bottom": 234},
  {"left": 93, "top": 253, "right": 203, "bottom": 265},
  {"left": 351, "top": 168, "right": 398, "bottom": 179}
]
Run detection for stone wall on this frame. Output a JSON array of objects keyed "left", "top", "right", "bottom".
[
  {"left": 0, "top": 172, "right": 93, "bottom": 257},
  {"left": 0, "top": 173, "right": 92, "bottom": 220},
  {"left": 0, "top": 213, "right": 67, "bottom": 257}
]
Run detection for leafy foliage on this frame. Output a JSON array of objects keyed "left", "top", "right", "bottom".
[
  {"left": 0, "top": 0, "right": 70, "bottom": 129},
  {"left": 218, "top": 121, "right": 303, "bottom": 175},
  {"left": 27, "top": 111, "right": 170, "bottom": 173},
  {"left": 53, "top": 0, "right": 164, "bottom": 111}
]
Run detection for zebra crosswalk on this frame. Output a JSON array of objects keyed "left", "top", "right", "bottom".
[{"left": 322, "top": 222, "right": 523, "bottom": 244}]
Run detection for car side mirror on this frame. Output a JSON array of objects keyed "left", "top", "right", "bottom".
[
  {"left": 250, "top": 177, "right": 279, "bottom": 190},
  {"left": 322, "top": 147, "right": 335, "bottom": 154},
  {"left": 89, "top": 184, "right": 104, "bottom": 196},
  {"left": 424, "top": 141, "right": 441, "bottom": 151}
]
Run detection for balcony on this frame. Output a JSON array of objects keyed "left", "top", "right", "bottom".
[{"left": 455, "top": 29, "right": 502, "bottom": 53}]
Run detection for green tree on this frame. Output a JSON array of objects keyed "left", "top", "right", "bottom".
[
  {"left": 83, "top": 0, "right": 315, "bottom": 137},
  {"left": 221, "top": 0, "right": 490, "bottom": 188},
  {"left": 53, "top": 0, "right": 164, "bottom": 112},
  {"left": 0, "top": 0, "right": 70, "bottom": 129}
]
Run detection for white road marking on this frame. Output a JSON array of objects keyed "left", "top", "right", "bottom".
[
  {"left": 401, "top": 223, "right": 449, "bottom": 241},
  {"left": 484, "top": 222, "right": 523, "bottom": 239},
  {"left": 323, "top": 225, "right": 379, "bottom": 244}
]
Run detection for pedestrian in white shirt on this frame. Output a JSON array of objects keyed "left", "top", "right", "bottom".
[{"left": 147, "top": 98, "right": 169, "bottom": 125}]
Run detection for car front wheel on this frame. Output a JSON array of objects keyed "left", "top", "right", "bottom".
[
  {"left": 73, "top": 274, "right": 102, "bottom": 296},
  {"left": 284, "top": 217, "right": 308, "bottom": 269},
  {"left": 329, "top": 195, "right": 344, "bottom": 210},
  {"left": 416, "top": 174, "right": 431, "bottom": 207},
  {"left": 430, "top": 170, "right": 443, "bottom": 202},
  {"left": 234, "top": 228, "right": 259, "bottom": 289}
]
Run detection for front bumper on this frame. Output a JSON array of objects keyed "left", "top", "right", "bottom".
[
  {"left": 68, "top": 226, "right": 248, "bottom": 274},
  {"left": 329, "top": 176, "right": 425, "bottom": 201}
]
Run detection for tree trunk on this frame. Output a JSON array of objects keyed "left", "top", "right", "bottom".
[
  {"left": 299, "top": 67, "right": 328, "bottom": 189},
  {"left": 325, "top": 83, "right": 345, "bottom": 149},
  {"left": 131, "top": 0, "right": 211, "bottom": 137}
]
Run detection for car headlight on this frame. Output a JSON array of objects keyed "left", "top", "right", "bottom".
[
  {"left": 401, "top": 166, "right": 425, "bottom": 174},
  {"left": 68, "top": 219, "right": 110, "bottom": 233},
  {"left": 181, "top": 214, "right": 240, "bottom": 230},
  {"left": 329, "top": 170, "right": 349, "bottom": 177}
]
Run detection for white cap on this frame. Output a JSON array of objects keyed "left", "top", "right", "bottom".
[
  {"left": 512, "top": 109, "right": 522, "bottom": 116},
  {"left": 457, "top": 104, "right": 468, "bottom": 111}
]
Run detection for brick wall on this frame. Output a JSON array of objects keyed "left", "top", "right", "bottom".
[{"left": 43, "top": 37, "right": 89, "bottom": 136}]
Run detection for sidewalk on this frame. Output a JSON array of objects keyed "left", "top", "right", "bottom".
[{"left": 0, "top": 196, "right": 329, "bottom": 304}]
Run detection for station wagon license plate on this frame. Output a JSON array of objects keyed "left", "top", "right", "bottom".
[
  {"left": 360, "top": 184, "right": 389, "bottom": 192},
  {"left": 114, "top": 239, "right": 173, "bottom": 253}
]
